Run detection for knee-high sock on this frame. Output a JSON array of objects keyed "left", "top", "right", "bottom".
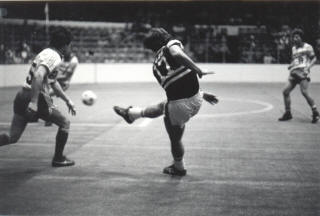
[
  {"left": 129, "top": 103, "right": 165, "bottom": 120},
  {"left": 164, "top": 116, "right": 185, "bottom": 162},
  {"left": 54, "top": 129, "right": 69, "bottom": 158}
]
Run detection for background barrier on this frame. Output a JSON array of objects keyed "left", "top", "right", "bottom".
[{"left": 1, "top": 63, "right": 320, "bottom": 87}]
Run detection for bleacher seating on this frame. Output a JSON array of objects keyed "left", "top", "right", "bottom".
[{"left": 0, "top": 19, "right": 294, "bottom": 64}]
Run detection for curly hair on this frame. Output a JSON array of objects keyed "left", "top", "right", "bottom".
[
  {"left": 291, "top": 28, "right": 304, "bottom": 39},
  {"left": 49, "top": 26, "right": 73, "bottom": 49},
  {"left": 143, "top": 28, "right": 172, "bottom": 52}
]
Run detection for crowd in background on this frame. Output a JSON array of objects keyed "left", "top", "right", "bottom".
[{"left": 0, "top": 1, "right": 319, "bottom": 64}]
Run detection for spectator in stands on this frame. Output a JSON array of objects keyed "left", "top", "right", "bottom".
[
  {"left": 0, "top": 44, "right": 5, "bottom": 64},
  {"left": 20, "top": 41, "right": 31, "bottom": 64},
  {"left": 263, "top": 52, "right": 275, "bottom": 64}
]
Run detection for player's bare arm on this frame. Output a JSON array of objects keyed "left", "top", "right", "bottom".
[
  {"left": 168, "top": 44, "right": 203, "bottom": 78},
  {"left": 29, "top": 65, "right": 48, "bottom": 111},
  {"left": 306, "top": 55, "right": 317, "bottom": 71},
  {"left": 51, "top": 81, "right": 76, "bottom": 115}
]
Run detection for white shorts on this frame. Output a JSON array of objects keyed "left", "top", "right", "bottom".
[{"left": 166, "top": 92, "right": 203, "bottom": 126}]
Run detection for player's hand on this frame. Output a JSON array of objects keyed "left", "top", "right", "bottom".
[
  {"left": 25, "top": 102, "right": 39, "bottom": 122},
  {"left": 203, "top": 92, "right": 219, "bottom": 105},
  {"left": 66, "top": 100, "right": 76, "bottom": 116},
  {"left": 304, "top": 67, "right": 310, "bottom": 74},
  {"left": 198, "top": 70, "right": 215, "bottom": 78}
]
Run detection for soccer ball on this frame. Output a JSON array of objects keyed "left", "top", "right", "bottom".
[{"left": 81, "top": 90, "right": 97, "bottom": 106}]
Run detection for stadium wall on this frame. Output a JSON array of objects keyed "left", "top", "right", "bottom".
[{"left": 1, "top": 64, "right": 320, "bottom": 87}]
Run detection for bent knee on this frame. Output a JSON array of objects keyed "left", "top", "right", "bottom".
[
  {"left": 59, "top": 119, "right": 70, "bottom": 132},
  {"left": 283, "top": 90, "right": 290, "bottom": 96}
]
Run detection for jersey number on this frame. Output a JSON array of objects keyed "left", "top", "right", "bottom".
[
  {"left": 26, "top": 63, "right": 36, "bottom": 85},
  {"left": 154, "top": 55, "right": 171, "bottom": 77}
]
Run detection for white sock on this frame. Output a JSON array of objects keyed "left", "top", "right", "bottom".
[
  {"left": 174, "top": 159, "right": 185, "bottom": 170},
  {"left": 128, "top": 107, "right": 143, "bottom": 121}
]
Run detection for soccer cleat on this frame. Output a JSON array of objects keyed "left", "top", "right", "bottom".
[
  {"left": 163, "top": 164, "right": 187, "bottom": 176},
  {"left": 113, "top": 106, "right": 134, "bottom": 124},
  {"left": 52, "top": 156, "right": 75, "bottom": 167},
  {"left": 278, "top": 111, "right": 292, "bottom": 121},
  {"left": 203, "top": 92, "right": 219, "bottom": 105},
  {"left": 312, "top": 112, "right": 320, "bottom": 124}
]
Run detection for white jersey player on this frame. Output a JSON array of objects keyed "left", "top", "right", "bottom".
[
  {"left": 279, "top": 28, "right": 319, "bottom": 123},
  {"left": 0, "top": 27, "right": 77, "bottom": 167}
]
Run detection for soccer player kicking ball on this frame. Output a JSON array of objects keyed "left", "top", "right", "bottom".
[
  {"left": 0, "top": 27, "right": 77, "bottom": 167},
  {"left": 113, "top": 28, "right": 218, "bottom": 176},
  {"left": 279, "top": 28, "right": 319, "bottom": 123}
]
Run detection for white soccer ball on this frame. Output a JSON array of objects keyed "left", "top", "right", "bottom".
[{"left": 81, "top": 90, "right": 97, "bottom": 106}]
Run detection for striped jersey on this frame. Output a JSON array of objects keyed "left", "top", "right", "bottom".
[
  {"left": 290, "top": 42, "right": 315, "bottom": 71},
  {"left": 23, "top": 48, "right": 62, "bottom": 94},
  {"left": 152, "top": 39, "right": 199, "bottom": 100}
]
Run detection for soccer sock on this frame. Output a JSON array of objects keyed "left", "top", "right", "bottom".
[
  {"left": 311, "top": 105, "right": 318, "bottom": 113},
  {"left": 141, "top": 103, "right": 164, "bottom": 118},
  {"left": 174, "top": 158, "right": 185, "bottom": 170},
  {"left": 0, "top": 134, "right": 10, "bottom": 146},
  {"left": 128, "top": 107, "right": 143, "bottom": 121},
  {"left": 54, "top": 129, "right": 69, "bottom": 159}
]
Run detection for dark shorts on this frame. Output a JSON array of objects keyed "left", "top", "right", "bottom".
[
  {"left": 289, "top": 69, "right": 311, "bottom": 84},
  {"left": 13, "top": 88, "right": 68, "bottom": 127}
]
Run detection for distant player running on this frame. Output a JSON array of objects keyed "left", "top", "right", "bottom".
[
  {"left": 279, "top": 28, "right": 319, "bottom": 123},
  {"left": 113, "top": 28, "right": 218, "bottom": 176},
  {"left": 0, "top": 27, "right": 77, "bottom": 167},
  {"left": 45, "top": 52, "right": 78, "bottom": 126}
]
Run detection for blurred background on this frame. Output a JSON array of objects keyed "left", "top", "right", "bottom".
[{"left": 0, "top": 1, "right": 319, "bottom": 64}]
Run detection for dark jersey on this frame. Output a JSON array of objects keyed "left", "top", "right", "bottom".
[{"left": 152, "top": 40, "right": 199, "bottom": 100}]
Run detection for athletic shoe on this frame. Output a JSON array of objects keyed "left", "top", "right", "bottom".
[
  {"left": 113, "top": 106, "right": 134, "bottom": 124},
  {"left": 163, "top": 164, "right": 187, "bottom": 176},
  {"left": 312, "top": 111, "right": 320, "bottom": 124},
  {"left": 52, "top": 156, "right": 75, "bottom": 167},
  {"left": 278, "top": 111, "right": 292, "bottom": 121}
]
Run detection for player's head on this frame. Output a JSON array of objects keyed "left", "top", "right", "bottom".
[
  {"left": 291, "top": 28, "right": 304, "bottom": 45},
  {"left": 49, "top": 27, "right": 73, "bottom": 54},
  {"left": 63, "top": 51, "right": 72, "bottom": 62},
  {"left": 143, "top": 28, "right": 172, "bottom": 52}
]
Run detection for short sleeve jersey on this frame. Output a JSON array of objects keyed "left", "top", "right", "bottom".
[
  {"left": 152, "top": 39, "right": 199, "bottom": 100},
  {"left": 23, "top": 48, "right": 62, "bottom": 93},
  {"left": 56, "top": 56, "right": 79, "bottom": 82},
  {"left": 290, "top": 43, "right": 315, "bottom": 71}
]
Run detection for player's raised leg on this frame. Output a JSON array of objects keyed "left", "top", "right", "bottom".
[
  {"left": 279, "top": 81, "right": 296, "bottom": 121},
  {"left": 299, "top": 80, "right": 319, "bottom": 123},
  {"left": 113, "top": 101, "right": 166, "bottom": 123}
]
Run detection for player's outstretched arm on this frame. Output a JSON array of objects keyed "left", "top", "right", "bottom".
[
  {"left": 168, "top": 45, "right": 204, "bottom": 78},
  {"left": 51, "top": 81, "right": 76, "bottom": 115}
]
